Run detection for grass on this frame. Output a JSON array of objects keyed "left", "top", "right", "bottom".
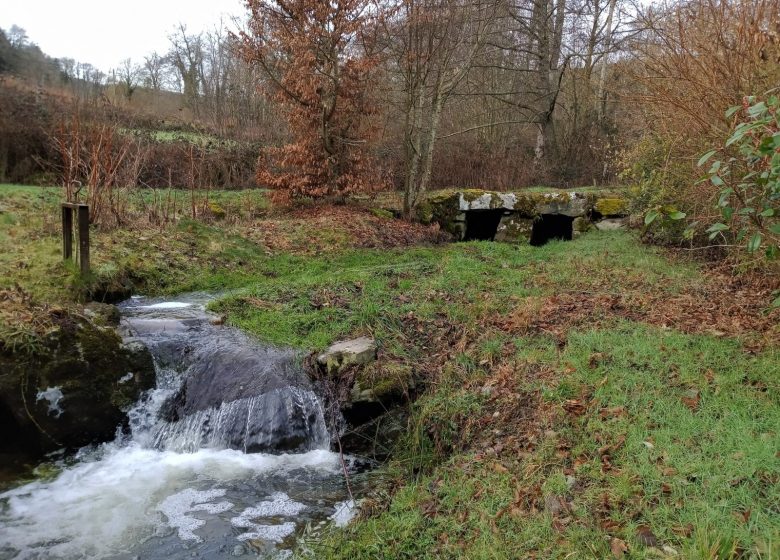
[
  {"left": 119, "top": 128, "right": 246, "bottom": 148},
  {"left": 314, "top": 325, "right": 779, "bottom": 559},
  {"left": 0, "top": 184, "right": 273, "bottom": 303},
  {"left": 1, "top": 183, "right": 778, "bottom": 558}
]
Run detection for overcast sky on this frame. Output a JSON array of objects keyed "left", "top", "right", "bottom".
[{"left": 1, "top": 0, "right": 246, "bottom": 72}]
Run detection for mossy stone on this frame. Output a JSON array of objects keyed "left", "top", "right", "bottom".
[{"left": 594, "top": 197, "right": 628, "bottom": 217}]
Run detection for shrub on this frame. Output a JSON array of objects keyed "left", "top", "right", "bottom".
[{"left": 699, "top": 94, "right": 780, "bottom": 259}]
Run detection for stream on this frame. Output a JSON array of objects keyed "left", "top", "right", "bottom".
[{"left": 0, "top": 294, "right": 358, "bottom": 559}]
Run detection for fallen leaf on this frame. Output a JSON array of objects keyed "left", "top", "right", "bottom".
[
  {"left": 733, "top": 508, "right": 751, "bottom": 524},
  {"left": 589, "top": 352, "right": 607, "bottom": 368},
  {"left": 611, "top": 537, "right": 629, "bottom": 558},
  {"left": 563, "top": 399, "right": 587, "bottom": 416},
  {"left": 637, "top": 525, "right": 659, "bottom": 547},
  {"left": 599, "top": 406, "right": 627, "bottom": 420},
  {"left": 543, "top": 494, "right": 568, "bottom": 515},
  {"left": 681, "top": 389, "right": 700, "bottom": 411}
]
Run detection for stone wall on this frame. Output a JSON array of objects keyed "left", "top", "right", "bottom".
[{"left": 418, "top": 189, "right": 628, "bottom": 244}]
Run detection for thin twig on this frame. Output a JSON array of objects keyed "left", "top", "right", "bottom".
[{"left": 336, "top": 433, "right": 355, "bottom": 503}]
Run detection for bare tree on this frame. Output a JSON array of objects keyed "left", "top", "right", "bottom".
[
  {"left": 384, "top": 0, "right": 499, "bottom": 216},
  {"left": 114, "top": 58, "right": 141, "bottom": 100},
  {"left": 168, "top": 24, "right": 204, "bottom": 109},
  {"left": 142, "top": 52, "right": 168, "bottom": 90},
  {"left": 7, "top": 25, "right": 28, "bottom": 48}
]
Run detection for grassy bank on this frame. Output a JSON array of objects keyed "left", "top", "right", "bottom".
[{"left": 1, "top": 184, "right": 778, "bottom": 558}]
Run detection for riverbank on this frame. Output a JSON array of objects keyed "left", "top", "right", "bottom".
[{"left": 1, "top": 184, "right": 778, "bottom": 558}]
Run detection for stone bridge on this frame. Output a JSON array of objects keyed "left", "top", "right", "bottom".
[{"left": 418, "top": 189, "right": 628, "bottom": 245}]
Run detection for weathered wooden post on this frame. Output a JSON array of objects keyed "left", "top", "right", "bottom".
[
  {"left": 61, "top": 204, "right": 73, "bottom": 260},
  {"left": 61, "top": 202, "right": 90, "bottom": 275}
]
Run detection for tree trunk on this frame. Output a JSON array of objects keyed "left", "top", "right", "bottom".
[{"left": 596, "top": 0, "right": 617, "bottom": 124}]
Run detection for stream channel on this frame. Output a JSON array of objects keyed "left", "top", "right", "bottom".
[{"left": 0, "top": 293, "right": 360, "bottom": 559}]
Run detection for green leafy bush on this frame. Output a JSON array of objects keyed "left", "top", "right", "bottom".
[{"left": 699, "top": 94, "right": 780, "bottom": 259}]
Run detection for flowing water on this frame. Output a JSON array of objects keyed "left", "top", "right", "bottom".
[{"left": 0, "top": 294, "right": 358, "bottom": 560}]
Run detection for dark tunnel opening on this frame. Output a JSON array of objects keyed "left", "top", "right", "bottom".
[
  {"left": 529, "top": 214, "right": 574, "bottom": 246},
  {"left": 464, "top": 210, "right": 504, "bottom": 241}
]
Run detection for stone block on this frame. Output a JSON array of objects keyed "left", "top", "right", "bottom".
[{"left": 495, "top": 215, "right": 534, "bottom": 243}]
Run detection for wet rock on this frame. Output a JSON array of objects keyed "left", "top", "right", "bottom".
[
  {"left": 124, "top": 307, "right": 329, "bottom": 454},
  {"left": 0, "top": 312, "right": 155, "bottom": 457},
  {"left": 317, "top": 337, "right": 377, "bottom": 376}
]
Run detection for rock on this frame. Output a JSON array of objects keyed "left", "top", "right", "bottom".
[
  {"left": 317, "top": 336, "right": 377, "bottom": 375},
  {"left": 595, "top": 218, "right": 626, "bottom": 231},
  {"left": 424, "top": 190, "right": 627, "bottom": 241},
  {"left": 594, "top": 197, "right": 628, "bottom": 217},
  {"left": 495, "top": 215, "right": 533, "bottom": 243},
  {"left": 0, "top": 313, "right": 156, "bottom": 458},
  {"left": 535, "top": 193, "right": 588, "bottom": 217},
  {"left": 83, "top": 302, "right": 121, "bottom": 326},
  {"left": 572, "top": 216, "right": 594, "bottom": 237}
]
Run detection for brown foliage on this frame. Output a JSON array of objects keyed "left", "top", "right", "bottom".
[
  {"left": 239, "top": 0, "right": 388, "bottom": 201},
  {"left": 633, "top": 0, "right": 780, "bottom": 139}
]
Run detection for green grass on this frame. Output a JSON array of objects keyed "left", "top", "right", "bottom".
[
  {"left": 0, "top": 184, "right": 270, "bottom": 302},
  {"left": 2, "top": 182, "right": 777, "bottom": 559},
  {"left": 119, "top": 128, "right": 245, "bottom": 148},
  {"left": 211, "top": 232, "right": 696, "bottom": 350},
  {"left": 315, "top": 325, "right": 780, "bottom": 559}
]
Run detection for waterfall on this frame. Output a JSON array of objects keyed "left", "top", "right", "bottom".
[
  {"left": 120, "top": 293, "right": 332, "bottom": 455},
  {"left": 0, "top": 294, "right": 356, "bottom": 560}
]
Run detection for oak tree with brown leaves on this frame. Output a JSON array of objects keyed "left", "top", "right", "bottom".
[{"left": 240, "top": 0, "right": 386, "bottom": 201}]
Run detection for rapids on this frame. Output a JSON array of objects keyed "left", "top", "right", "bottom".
[{"left": 0, "top": 294, "right": 357, "bottom": 559}]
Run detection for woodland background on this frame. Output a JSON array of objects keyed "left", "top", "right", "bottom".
[{"left": 1, "top": 0, "right": 778, "bottom": 254}]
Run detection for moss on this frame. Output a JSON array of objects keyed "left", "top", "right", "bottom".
[
  {"left": 423, "top": 193, "right": 462, "bottom": 236},
  {"left": 416, "top": 201, "right": 434, "bottom": 224},
  {"left": 513, "top": 193, "right": 543, "bottom": 217},
  {"left": 207, "top": 201, "right": 226, "bottom": 219},
  {"left": 495, "top": 216, "right": 534, "bottom": 243},
  {"left": 573, "top": 216, "right": 593, "bottom": 233},
  {"left": 461, "top": 189, "right": 489, "bottom": 203},
  {"left": 594, "top": 197, "right": 628, "bottom": 217},
  {"left": 370, "top": 208, "right": 395, "bottom": 220},
  {"left": 355, "top": 362, "right": 413, "bottom": 402}
]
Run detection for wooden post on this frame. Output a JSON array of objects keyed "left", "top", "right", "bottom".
[
  {"left": 77, "top": 204, "right": 90, "bottom": 275},
  {"left": 62, "top": 205, "right": 73, "bottom": 260},
  {"left": 61, "top": 202, "right": 90, "bottom": 274}
]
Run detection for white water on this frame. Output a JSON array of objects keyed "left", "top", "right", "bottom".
[
  {"left": 0, "top": 446, "right": 340, "bottom": 559},
  {"left": 0, "top": 294, "right": 356, "bottom": 560}
]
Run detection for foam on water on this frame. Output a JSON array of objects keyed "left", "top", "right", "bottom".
[
  {"left": 230, "top": 492, "right": 307, "bottom": 543},
  {"left": 158, "top": 488, "right": 233, "bottom": 542},
  {"left": 144, "top": 302, "right": 194, "bottom": 309},
  {"left": 0, "top": 293, "right": 356, "bottom": 559},
  {"left": 0, "top": 445, "right": 340, "bottom": 559}
]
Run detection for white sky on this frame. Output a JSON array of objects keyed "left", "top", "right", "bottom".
[{"left": 1, "top": 0, "right": 246, "bottom": 72}]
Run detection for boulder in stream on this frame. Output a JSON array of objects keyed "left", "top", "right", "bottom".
[{"left": 0, "top": 304, "right": 155, "bottom": 458}]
